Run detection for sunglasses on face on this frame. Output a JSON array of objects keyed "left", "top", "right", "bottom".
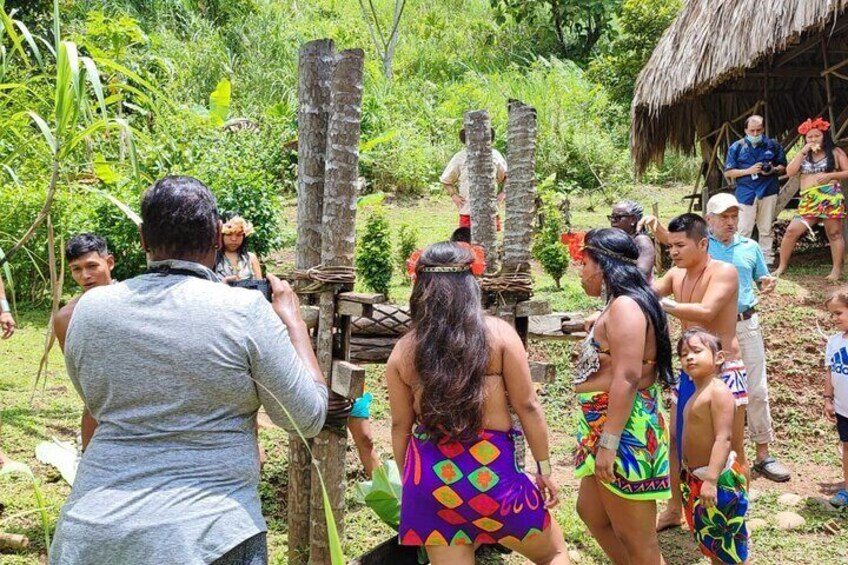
[{"left": 608, "top": 214, "right": 634, "bottom": 222}]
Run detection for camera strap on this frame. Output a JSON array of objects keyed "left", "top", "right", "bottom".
[{"left": 145, "top": 265, "right": 211, "bottom": 281}]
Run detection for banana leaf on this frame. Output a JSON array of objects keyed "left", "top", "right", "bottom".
[{"left": 355, "top": 460, "right": 402, "bottom": 530}]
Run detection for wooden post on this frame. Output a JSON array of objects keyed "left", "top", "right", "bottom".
[
  {"left": 504, "top": 100, "right": 537, "bottom": 343},
  {"left": 464, "top": 110, "right": 498, "bottom": 272},
  {"left": 309, "top": 47, "right": 364, "bottom": 565},
  {"left": 504, "top": 100, "right": 536, "bottom": 274},
  {"left": 289, "top": 38, "right": 334, "bottom": 565}
]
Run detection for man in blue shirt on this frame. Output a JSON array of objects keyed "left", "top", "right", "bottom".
[
  {"left": 703, "top": 193, "right": 789, "bottom": 483},
  {"left": 725, "top": 115, "right": 787, "bottom": 266}
]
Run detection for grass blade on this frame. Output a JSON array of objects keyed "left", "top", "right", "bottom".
[
  {"left": 0, "top": 460, "right": 51, "bottom": 552},
  {"left": 82, "top": 184, "right": 142, "bottom": 225},
  {"left": 14, "top": 19, "right": 43, "bottom": 67},
  {"left": 80, "top": 56, "right": 106, "bottom": 117},
  {"left": 0, "top": 4, "right": 29, "bottom": 66},
  {"left": 26, "top": 110, "right": 57, "bottom": 154}
]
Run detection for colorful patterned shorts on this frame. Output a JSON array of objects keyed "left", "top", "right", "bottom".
[
  {"left": 574, "top": 385, "right": 671, "bottom": 500},
  {"left": 399, "top": 427, "right": 550, "bottom": 547},
  {"left": 681, "top": 461, "right": 749, "bottom": 564}
]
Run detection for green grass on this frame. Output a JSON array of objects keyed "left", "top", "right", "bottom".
[{"left": 4, "top": 183, "right": 848, "bottom": 563}]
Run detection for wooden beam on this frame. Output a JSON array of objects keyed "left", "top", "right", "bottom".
[
  {"left": 822, "top": 57, "right": 848, "bottom": 76},
  {"left": 337, "top": 300, "right": 374, "bottom": 318},
  {"left": 330, "top": 360, "right": 366, "bottom": 398},
  {"left": 337, "top": 291, "right": 385, "bottom": 304},
  {"left": 515, "top": 299, "right": 551, "bottom": 317}
]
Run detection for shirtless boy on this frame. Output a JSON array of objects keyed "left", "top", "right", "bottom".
[
  {"left": 53, "top": 234, "right": 115, "bottom": 450},
  {"left": 678, "top": 329, "right": 749, "bottom": 564},
  {"left": 650, "top": 213, "right": 748, "bottom": 530}
]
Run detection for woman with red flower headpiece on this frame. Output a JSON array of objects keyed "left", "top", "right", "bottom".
[
  {"left": 774, "top": 118, "right": 848, "bottom": 280},
  {"left": 388, "top": 241, "right": 570, "bottom": 565}
]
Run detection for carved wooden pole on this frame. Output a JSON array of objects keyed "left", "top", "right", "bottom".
[
  {"left": 464, "top": 110, "right": 498, "bottom": 273},
  {"left": 309, "top": 47, "right": 364, "bottom": 565},
  {"left": 289, "top": 38, "right": 334, "bottom": 565}
]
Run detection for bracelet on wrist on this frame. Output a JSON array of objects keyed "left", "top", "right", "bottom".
[
  {"left": 825, "top": 395, "right": 834, "bottom": 401},
  {"left": 536, "top": 459, "right": 552, "bottom": 476},
  {"left": 0, "top": 298, "right": 10, "bottom": 313},
  {"left": 598, "top": 432, "right": 621, "bottom": 451}
]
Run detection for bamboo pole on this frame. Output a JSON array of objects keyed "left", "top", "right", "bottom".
[
  {"left": 289, "top": 38, "right": 335, "bottom": 565},
  {"left": 309, "top": 47, "right": 364, "bottom": 565}
]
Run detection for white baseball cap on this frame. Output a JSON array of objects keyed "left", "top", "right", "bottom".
[{"left": 706, "top": 193, "right": 740, "bottom": 215}]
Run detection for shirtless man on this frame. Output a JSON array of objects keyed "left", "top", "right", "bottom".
[
  {"left": 53, "top": 234, "right": 115, "bottom": 450},
  {"left": 648, "top": 213, "right": 748, "bottom": 531}
]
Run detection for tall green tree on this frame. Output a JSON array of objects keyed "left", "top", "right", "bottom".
[
  {"left": 587, "top": 0, "right": 681, "bottom": 105},
  {"left": 490, "top": 0, "right": 621, "bottom": 64}
]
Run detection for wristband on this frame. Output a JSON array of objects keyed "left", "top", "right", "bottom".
[
  {"left": 825, "top": 395, "right": 834, "bottom": 400},
  {"left": 0, "top": 299, "right": 10, "bottom": 313},
  {"left": 536, "top": 459, "right": 552, "bottom": 476},
  {"left": 598, "top": 432, "right": 620, "bottom": 451}
]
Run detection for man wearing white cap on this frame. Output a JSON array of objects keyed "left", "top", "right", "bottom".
[
  {"left": 641, "top": 193, "right": 789, "bottom": 529},
  {"left": 702, "top": 193, "right": 788, "bottom": 483}
]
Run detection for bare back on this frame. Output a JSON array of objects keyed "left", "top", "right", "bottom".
[
  {"left": 574, "top": 304, "right": 659, "bottom": 393},
  {"left": 391, "top": 316, "right": 521, "bottom": 432}
]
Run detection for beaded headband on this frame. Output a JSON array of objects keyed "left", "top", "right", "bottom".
[
  {"left": 583, "top": 244, "right": 637, "bottom": 265},
  {"left": 418, "top": 265, "right": 471, "bottom": 273}
]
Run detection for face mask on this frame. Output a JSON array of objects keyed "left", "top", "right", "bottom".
[{"left": 746, "top": 134, "right": 763, "bottom": 145}]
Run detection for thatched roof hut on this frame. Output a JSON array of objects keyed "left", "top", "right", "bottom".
[{"left": 632, "top": 0, "right": 848, "bottom": 183}]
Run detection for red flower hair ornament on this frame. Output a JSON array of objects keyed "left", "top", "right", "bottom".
[
  {"left": 798, "top": 117, "right": 830, "bottom": 135},
  {"left": 561, "top": 231, "right": 586, "bottom": 264},
  {"left": 406, "top": 242, "right": 486, "bottom": 282}
]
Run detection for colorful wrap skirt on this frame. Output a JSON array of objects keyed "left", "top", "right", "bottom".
[
  {"left": 574, "top": 385, "right": 671, "bottom": 500},
  {"left": 399, "top": 427, "right": 550, "bottom": 547},
  {"left": 681, "top": 461, "right": 749, "bottom": 564},
  {"left": 796, "top": 183, "right": 845, "bottom": 219}
]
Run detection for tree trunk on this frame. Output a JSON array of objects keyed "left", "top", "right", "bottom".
[
  {"left": 503, "top": 100, "right": 537, "bottom": 273},
  {"left": 309, "top": 47, "right": 364, "bottom": 565},
  {"left": 289, "top": 38, "right": 334, "bottom": 565},
  {"left": 464, "top": 110, "right": 498, "bottom": 273},
  {"left": 296, "top": 39, "right": 335, "bottom": 275}
]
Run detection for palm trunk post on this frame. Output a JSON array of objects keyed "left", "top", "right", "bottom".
[{"left": 290, "top": 38, "right": 335, "bottom": 565}]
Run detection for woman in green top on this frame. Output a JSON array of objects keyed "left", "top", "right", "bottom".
[{"left": 216, "top": 213, "right": 263, "bottom": 282}]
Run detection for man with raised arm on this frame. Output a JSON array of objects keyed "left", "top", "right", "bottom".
[{"left": 646, "top": 213, "right": 748, "bottom": 531}]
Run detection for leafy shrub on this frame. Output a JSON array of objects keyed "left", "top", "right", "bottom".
[
  {"left": 532, "top": 201, "right": 570, "bottom": 290},
  {"left": 356, "top": 206, "right": 393, "bottom": 297},
  {"left": 397, "top": 222, "right": 419, "bottom": 278}
]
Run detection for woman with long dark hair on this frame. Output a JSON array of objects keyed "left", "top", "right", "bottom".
[
  {"left": 387, "top": 242, "right": 570, "bottom": 565},
  {"left": 573, "top": 228, "right": 673, "bottom": 564},
  {"left": 775, "top": 118, "right": 848, "bottom": 280},
  {"left": 215, "top": 212, "right": 262, "bottom": 282}
]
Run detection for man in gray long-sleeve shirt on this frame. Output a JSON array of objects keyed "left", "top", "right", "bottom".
[{"left": 50, "top": 176, "right": 329, "bottom": 565}]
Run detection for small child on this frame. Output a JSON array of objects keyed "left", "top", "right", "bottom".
[
  {"left": 678, "top": 328, "right": 749, "bottom": 565},
  {"left": 824, "top": 289, "right": 848, "bottom": 507}
]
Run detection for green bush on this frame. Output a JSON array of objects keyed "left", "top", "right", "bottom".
[
  {"left": 532, "top": 201, "right": 570, "bottom": 290},
  {"left": 356, "top": 206, "right": 393, "bottom": 297},
  {"left": 397, "top": 222, "right": 420, "bottom": 278}
]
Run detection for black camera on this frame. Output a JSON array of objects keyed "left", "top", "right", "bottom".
[
  {"left": 228, "top": 279, "right": 272, "bottom": 302},
  {"left": 761, "top": 161, "right": 773, "bottom": 174}
]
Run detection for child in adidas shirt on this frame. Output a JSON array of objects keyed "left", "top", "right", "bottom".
[{"left": 824, "top": 289, "right": 848, "bottom": 506}]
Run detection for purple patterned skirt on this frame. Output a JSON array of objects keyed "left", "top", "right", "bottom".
[{"left": 399, "top": 426, "right": 550, "bottom": 546}]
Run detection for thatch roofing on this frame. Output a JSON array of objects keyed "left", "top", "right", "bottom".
[{"left": 632, "top": 0, "right": 848, "bottom": 174}]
